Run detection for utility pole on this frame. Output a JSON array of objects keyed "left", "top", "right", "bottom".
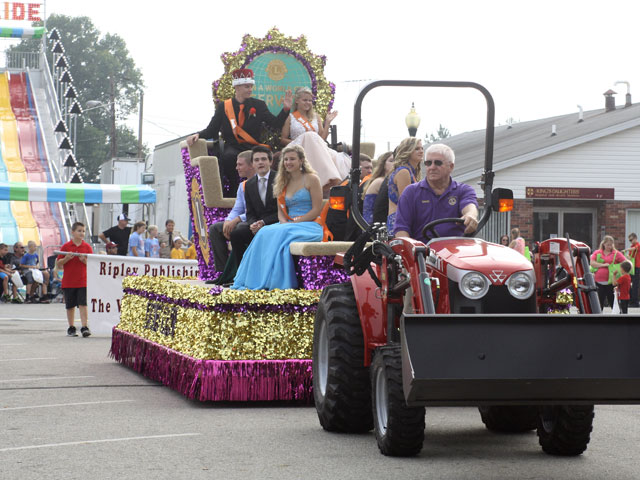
[
  {"left": 110, "top": 78, "right": 117, "bottom": 159},
  {"left": 137, "top": 90, "right": 144, "bottom": 160}
]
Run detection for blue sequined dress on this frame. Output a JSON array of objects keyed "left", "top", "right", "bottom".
[{"left": 232, "top": 188, "right": 323, "bottom": 290}]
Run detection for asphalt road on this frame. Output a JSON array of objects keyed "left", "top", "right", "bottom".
[{"left": 2, "top": 303, "right": 640, "bottom": 480}]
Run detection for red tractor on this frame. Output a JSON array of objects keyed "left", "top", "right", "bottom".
[{"left": 312, "top": 81, "right": 640, "bottom": 457}]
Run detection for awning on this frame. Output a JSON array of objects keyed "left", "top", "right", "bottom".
[
  {"left": 0, "top": 182, "right": 156, "bottom": 204},
  {"left": 0, "top": 26, "right": 45, "bottom": 39}
]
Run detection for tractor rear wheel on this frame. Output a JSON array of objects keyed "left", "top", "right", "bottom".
[
  {"left": 371, "top": 346, "right": 425, "bottom": 456},
  {"left": 537, "top": 405, "right": 594, "bottom": 456},
  {"left": 313, "top": 283, "right": 373, "bottom": 432},
  {"left": 478, "top": 406, "right": 538, "bottom": 433}
]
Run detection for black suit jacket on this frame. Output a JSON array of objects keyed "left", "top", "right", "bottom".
[
  {"left": 245, "top": 170, "right": 279, "bottom": 226},
  {"left": 198, "top": 97, "right": 289, "bottom": 146}
]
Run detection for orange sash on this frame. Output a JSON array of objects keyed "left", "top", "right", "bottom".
[
  {"left": 293, "top": 111, "right": 316, "bottom": 132},
  {"left": 277, "top": 187, "right": 332, "bottom": 242},
  {"left": 224, "top": 99, "right": 268, "bottom": 147}
]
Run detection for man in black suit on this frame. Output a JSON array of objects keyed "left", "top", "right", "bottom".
[
  {"left": 187, "top": 68, "right": 292, "bottom": 195},
  {"left": 229, "top": 146, "right": 279, "bottom": 264}
]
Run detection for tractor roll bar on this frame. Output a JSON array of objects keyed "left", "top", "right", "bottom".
[{"left": 350, "top": 80, "right": 495, "bottom": 234}]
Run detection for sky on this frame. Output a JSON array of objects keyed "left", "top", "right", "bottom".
[{"left": 5, "top": 0, "right": 640, "bottom": 157}]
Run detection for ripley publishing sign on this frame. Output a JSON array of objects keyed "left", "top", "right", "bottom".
[
  {"left": 86, "top": 254, "right": 198, "bottom": 335},
  {"left": 0, "top": 2, "right": 43, "bottom": 21},
  {"left": 526, "top": 187, "right": 614, "bottom": 200}
]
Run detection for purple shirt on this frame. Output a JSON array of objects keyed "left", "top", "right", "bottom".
[{"left": 394, "top": 178, "right": 478, "bottom": 242}]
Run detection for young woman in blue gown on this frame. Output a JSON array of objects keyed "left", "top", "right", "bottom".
[{"left": 232, "top": 144, "right": 323, "bottom": 290}]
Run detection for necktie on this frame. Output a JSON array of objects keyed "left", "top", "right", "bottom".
[
  {"left": 238, "top": 104, "right": 245, "bottom": 127},
  {"left": 259, "top": 177, "right": 267, "bottom": 205},
  {"left": 168, "top": 232, "right": 173, "bottom": 248}
]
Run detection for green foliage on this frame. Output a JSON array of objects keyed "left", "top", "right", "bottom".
[
  {"left": 426, "top": 124, "right": 451, "bottom": 144},
  {"left": 8, "top": 14, "right": 146, "bottom": 182}
]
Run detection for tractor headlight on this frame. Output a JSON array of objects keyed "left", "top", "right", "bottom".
[
  {"left": 459, "top": 272, "right": 490, "bottom": 299},
  {"left": 507, "top": 271, "right": 535, "bottom": 299}
]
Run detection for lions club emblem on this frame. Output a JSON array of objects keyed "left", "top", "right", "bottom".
[
  {"left": 448, "top": 196, "right": 457, "bottom": 206},
  {"left": 266, "top": 59, "right": 287, "bottom": 81}
]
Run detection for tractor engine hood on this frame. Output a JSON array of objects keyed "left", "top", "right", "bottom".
[{"left": 427, "top": 238, "right": 533, "bottom": 283}]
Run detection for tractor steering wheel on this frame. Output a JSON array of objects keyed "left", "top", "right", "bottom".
[{"left": 421, "top": 217, "right": 468, "bottom": 241}]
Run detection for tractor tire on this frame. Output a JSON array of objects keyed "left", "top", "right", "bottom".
[
  {"left": 537, "top": 405, "right": 594, "bottom": 456},
  {"left": 371, "top": 346, "right": 425, "bottom": 456},
  {"left": 313, "top": 283, "right": 373, "bottom": 433},
  {"left": 478, "top": 406, "right": 538, "bottom": 433}
]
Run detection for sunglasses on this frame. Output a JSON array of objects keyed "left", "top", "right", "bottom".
[{"left": 424, "top": 159, "right": 444, "bottom": 167}]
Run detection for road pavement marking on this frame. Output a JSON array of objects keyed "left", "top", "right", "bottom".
[
  {"left": 0, "top": 400, "right": 134, "bottom": 411},
  {"left": 0, "top": 375, "right": 95, "bottom": 383},
  {"left": 0, "top": 433, "right": 202, "bottom": 452},
  {"left": 0, "top": 317, "right": 67, "bottom": 322},
  {"left": 0, "top": 357, "right": 58, "bottom": 362}
]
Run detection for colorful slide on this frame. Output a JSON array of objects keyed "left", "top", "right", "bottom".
[{"left": 0, "top": 71, "right": 62, "bottom": 247}]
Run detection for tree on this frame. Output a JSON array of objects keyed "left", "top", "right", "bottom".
[
  {"left": 426, "top": 124, "right": 451, "bottom": 144},
  {"left": 8, "top": 14, "right": 146, "bottom": 182}
]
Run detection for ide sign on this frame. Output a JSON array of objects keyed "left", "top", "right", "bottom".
[{"left": 0, "top": 2, "right": 42, "bottom": 21}]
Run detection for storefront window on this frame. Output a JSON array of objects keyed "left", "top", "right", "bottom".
[{"left": 533, "top": 209, "right": 595, "bottom": 247}]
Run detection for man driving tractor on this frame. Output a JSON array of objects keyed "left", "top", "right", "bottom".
[{"left": 394, "top": 143, "right": 478, "bottom": 241}]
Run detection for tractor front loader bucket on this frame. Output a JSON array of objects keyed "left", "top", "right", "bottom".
[{"left": 400, "top": 313, "right": 640, "bottom": 406}]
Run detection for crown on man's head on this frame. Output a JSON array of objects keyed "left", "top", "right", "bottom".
[{"left": 231, "top": 68, "right": 255, "bottom": 87}]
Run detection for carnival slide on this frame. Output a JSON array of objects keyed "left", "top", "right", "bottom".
[{"left": 0, "top": 71, "right": 62, "bottom": 247}]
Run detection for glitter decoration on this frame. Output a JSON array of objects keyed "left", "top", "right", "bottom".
[
  {"left": 116, "top": 276, "right": 321, "bottom": 360},
  {"left": 212, "top": 28, "right": 335, "bottom": 118},
  {"left": 110, "top": 328, "right": 313, "bottom": 402},
  {"left": 546, "top": 288, "right": 574, "bottom": 314},
  {"left": 295, "top": 255, "right": 350, "bottom": 290}
]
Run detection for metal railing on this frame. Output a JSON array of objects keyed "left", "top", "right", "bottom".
[{"left": 4, "top": 51, "right": 40, "bottom": 70}]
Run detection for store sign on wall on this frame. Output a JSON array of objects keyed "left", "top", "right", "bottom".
[
  {"left": 526, "top": 187, "right": 614, "bottom": 200},
  {"left": 0, "top": 2, "right": 42, "bottom": 21}
]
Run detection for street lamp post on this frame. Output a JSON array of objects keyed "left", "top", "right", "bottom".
[{"left": 405, "top": 102, "right": 421, "bottom": 137}]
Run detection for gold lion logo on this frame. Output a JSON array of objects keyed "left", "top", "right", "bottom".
[{"left": 266, "top": 59, "right": 287, "bottom": 81}]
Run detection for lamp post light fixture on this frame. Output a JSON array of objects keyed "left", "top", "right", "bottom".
[{"left": 405, "top": 102, "right": 421, "bottom": 137}]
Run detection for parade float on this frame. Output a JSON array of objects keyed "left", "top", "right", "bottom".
[{"left": 111, "top": 29, "right": 351, "bottom": 402}]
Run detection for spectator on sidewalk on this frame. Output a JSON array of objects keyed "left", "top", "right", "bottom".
[
  {"left": 99, "top": 214, "right": 131, "bottom": 256},
  {"left": 626, "top": 233, "right": 640, "bottom": 307},
  {"left": 145, "top": 225, "right": 160, "bottom": 258},
  {"left": 21, "top": 240, "right": 50, "bottom": 303},
  {"left": 128, "top": 221, "right": 146, "bottom": 257},
  {"left": 170, "top": 238, "right": 186, "bottom": 259},
  {"left": 0, "top": 243, "right": 19, "bottom": 302},
  {"left": 509, "top": 227, "right": 526, "bottom": 256},
  {"left": 185, "top": 236, "right": 197, "bottom": 260},
  {"left": 158, "top": 219, "right": 189, "bottom": 258},
  {"left": 106, "top": 242, "right": 119, "bottom": 255},
  {"left": 56, "top": 222, "right": 93, "bottom": 338},
  {"left": 614, "top": 261, "right": 633, "bottom": 314}
]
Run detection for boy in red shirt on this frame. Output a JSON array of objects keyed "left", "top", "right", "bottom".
[
  {"left": 56, "top": 222, "right": 93, "bottom": 337},
  {"left": 614, "top": 260, "right": 633, "bottom": 314}
]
